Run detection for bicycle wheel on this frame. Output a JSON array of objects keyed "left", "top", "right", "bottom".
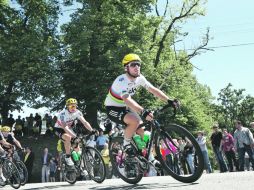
[
  {"left": 108, "top": 136, "right": 143, "bottom": 184},
  {"left": 60, "top": 156, "right": 77, "bottom": 184},
  {"left": 14, "top": 160, "right": 28, "bottom": 185},
  {"left": 2, "top": 159, "right": 21, "bottom": 189},
  {"left": 82, "top": 146, "right": 106, "bottom": 183},
  {"left": 155, "top": 124, "right": 204, "bottom": 183}
]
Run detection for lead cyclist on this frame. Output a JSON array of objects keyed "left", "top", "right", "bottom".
[
  {"left": 104, "top": 53, "right": 180, "bottom": 155},
  {"left": 54, "top": 98, "right": 94, "bottom": 166}
]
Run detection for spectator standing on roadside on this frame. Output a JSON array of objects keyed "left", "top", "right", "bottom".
[{"left": 210, "top": 124, "right": 228, "bottom": 172}]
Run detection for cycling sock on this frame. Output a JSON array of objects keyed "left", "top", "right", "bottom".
[{"left": 123, "top": 138, "right": 131, "bottom": 146}]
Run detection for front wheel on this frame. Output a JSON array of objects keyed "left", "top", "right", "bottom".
[
  {"left": 2, "top": 159, "right": 21, "bottom": 189},
  {"left": 82, "top": 146, "right": 106, "bottom": 183},
  {"left": 155, "top": 124, "right": 204, "bottom": 183}
]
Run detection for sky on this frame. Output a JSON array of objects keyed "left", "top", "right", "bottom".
[
  {"left": 178, "top": 0, "right": 254, "bottom": 97},
  {"left": 10, "top": 0, "right": 254, "bottom": 118}
]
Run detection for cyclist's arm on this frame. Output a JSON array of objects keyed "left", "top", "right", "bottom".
[
  {"left": 13, "top": 139, "right": 22, "bottom": 149},
  {"left": 122, "top": 94, "right": 144, "bottom": 114},
  {"left": 79, "top": 116, "right": 93, "bottom": 132},
  {"left": 147, "top": 85, "right": 169, "bottom": 102}
]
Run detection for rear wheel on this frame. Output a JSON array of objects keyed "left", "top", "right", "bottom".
[
  {"left": 155, "top": 124, "right": 204, "bottom": 183},
  {"left": 2, "top": 159, "right": 21, "bottom": 189},
  {"left": 109, "top": 136, "right": 143, "bottom": 184},
  {"left": 60, "top": 155, "right": 77, "bottom": 184},
  {"left": 82, "top": 146, "right": 106, "bottom": 183}
]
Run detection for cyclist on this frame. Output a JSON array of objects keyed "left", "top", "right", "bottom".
[
  {"left": 0, "top": 126, "right": 23, "bottom": 150},
  {"left": 54, "top": 98, "right": 94, "bottom": 166},
  {"left": 104, "top": 53, "right": 179, "bottom": 155}
]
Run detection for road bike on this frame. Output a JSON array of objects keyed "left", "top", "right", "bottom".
[
  {"left": 59, "top": 132, "right": 106, "bottom": 184},
  {"left": 11, "top": 147, "right": 28, "bottom": 186},
  {"left": 0, "top": 155, "right": 21, "bottom": 189},
  {"left": 109, "top": 104, "right": 204, "bottom": 184}
]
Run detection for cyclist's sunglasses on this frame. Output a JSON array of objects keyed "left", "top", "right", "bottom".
[
  {"left": 68, "top": 104, "right": 77, "bottom": 109},
  {"left": 129, "top": 62, "right": 141, "bottom": 68}
]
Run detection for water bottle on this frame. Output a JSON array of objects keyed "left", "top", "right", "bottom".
[
  {"left": 71, "top": 151, "right": 79, "bottom": 161},
  {"left": 133, "top": 135, "right": 146, "bottom": 150}
]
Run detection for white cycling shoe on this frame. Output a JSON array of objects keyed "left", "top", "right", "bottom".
[{"left": 65, "top": 157, "right": 74, "bottom": 166}]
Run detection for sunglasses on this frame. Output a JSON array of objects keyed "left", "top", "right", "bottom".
[
  {"left": 129, "top": 62, "right": 141, "bottom": 68},
  {"left": 68, "top": 105, "right": 77, "bottom": 109}
]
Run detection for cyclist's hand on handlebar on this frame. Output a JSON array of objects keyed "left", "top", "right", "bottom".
[
  {"left": 141, "top": 109, "right": 154, "bottom": 121},
  {"left": 168, "top": 99, "right": 180, "bottom": 109}
]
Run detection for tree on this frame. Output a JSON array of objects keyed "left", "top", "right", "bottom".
[
  {"left": 0, "top": 0, "right": 62, "bottom": 120},
  {"left": 216, "top": 83, "right": 254, "bottom": 131},
  {"left": 60, "top": 0, "right": 214, "bottom": 130}
]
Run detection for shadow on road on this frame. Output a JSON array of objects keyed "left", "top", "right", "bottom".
[
  {"left": 21, "top": 182, "right": 198, "bottom": 190},
  {"left": 90, "top": 182, "right": 198, "bottom": 190}
]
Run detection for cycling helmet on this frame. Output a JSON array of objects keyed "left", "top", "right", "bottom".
[
  {"left": 66, "top": 98, "right": 77, "bottom": 106},
  {"left": 1, "top": 126, "right": 11, "bottom": 132},
  {"left": 122, "top": 53, "right": 141, "bottom": 66}
]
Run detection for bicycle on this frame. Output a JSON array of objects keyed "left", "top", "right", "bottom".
[
  {"left": 59, "top": 132, "right": 106, "bottom": 184},
  {"left": 0, "top": 155, "right": 21, "bottom": 189},
  {"left": 10, "top": 147, "right": 28, "bottom": 186},
  {"left": 109, "top": 104, "right": 204, "bottom": 184}
]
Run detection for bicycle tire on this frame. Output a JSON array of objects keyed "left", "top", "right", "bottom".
[
  {"left": 60, "top": 155, "right": 77, "bottom": 184},
  {"left": 2, "top": 159, "right": 21, "bottom": 189},
  {"left": 155, "top": 124, "right": 204, "bottom": 183},
  {"left": 109, "top": 136, "right": 143, "bottom": 184},
  {"left": 14, "top": 160, "right": 28, "bottom": 185},
  {"left": 82, "top": 146, "right": 106, "bottom": 183}
]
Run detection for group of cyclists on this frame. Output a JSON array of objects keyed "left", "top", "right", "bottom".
[
  {"left": 54, "top": 53, "right": 179, "bottom": 167},
  {"left": 0, "top": 53, "right": 180, "bottom": 187}
]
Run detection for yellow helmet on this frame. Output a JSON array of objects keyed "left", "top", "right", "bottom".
[
  {"left": 66, "top": 98, "right": 77, "bottom": 106},
  {"left": 1, "top": 126, "right": 11, "bottom": 132},
  {"left": 122, "top": 53, "right": 141, "bottom": 66}
]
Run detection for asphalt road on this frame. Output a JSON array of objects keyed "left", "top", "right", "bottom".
[{"left": 2, "top": 171, "right": 254, "bottom": 190}]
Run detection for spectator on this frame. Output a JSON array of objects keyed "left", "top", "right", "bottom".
[
  {"left": 250, "top": 122, "right": 254, "bottom": 131},
  {"left": 14, "top": 115, "right": 23, "bottom": 136},
  {"left": 221, "top": 128, "right": 239, "bottom": 172},
  {"left": 234, "top": 120, "right": 254, "bottom": 171},
  {"left": 184, "top": 138, "right": 194, "bottom": 174},
  {"left": 41, "top": 147, "right": 52, "bottom": 182},
  {"left": 96, "top": 130, "right": 108, "bottom": 152},
  {"left": 5, "top": 114, "right": 15, "bottom": 129},
  {"left": 210, "top": 124, "right": 228, "bottom": 172},
  {"left": 101, "top": 143, "right": 110, "bottom": 179},
  {"left": 196, "top": 131, "right": 212, "bottom": 173},
  {"left": 27, "top": 114, "right": 34, "bottom": 136},
  {"left": 34, "top": 113, "right": 42, "bottom": 135},
  {"left": 23, "top": 147, "right": 35, "bottom": 183},
  {"left": 49, "top": 158, "right": 57, "bottom": 182},
  {"left": 87, "top": 135, "right": 96, "bottom": 148},
  {"left": 177, "top": 137, "right": 188, "bottom": 174},
  {"left": 23, "top": 117, "right": 28, "bottom": 136}
]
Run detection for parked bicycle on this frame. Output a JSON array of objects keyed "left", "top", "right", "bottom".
[
  {"left": 59, "top": 132, "right": 106, "bottom": 184},
  {"left": 109, "top": 104, "right": 204, "bottom": 184},
  {"left": 0, "top": 155, "right": 21, "bottom": 189}
]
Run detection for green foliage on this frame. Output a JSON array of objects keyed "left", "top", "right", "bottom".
[
  {"left": 215, "top": 83, "right": 254, "bottom": 131},
  {"left": 0, "top": 0, "right": 62, "bottom": 119}
]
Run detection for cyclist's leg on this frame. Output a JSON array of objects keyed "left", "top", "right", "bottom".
[{"left": 123, "top": 112, "right": 143, "bottom": 146}]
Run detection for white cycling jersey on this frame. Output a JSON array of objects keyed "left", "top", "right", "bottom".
[
  {"left": 54, "top": 108, "right": 83, "bottom": 128},
  {"left": 104, "top": 73, "right": 153, "bottom": 107}
]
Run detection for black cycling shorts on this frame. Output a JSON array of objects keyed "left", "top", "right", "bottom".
[
  {"left": 54, "top": 128, "right": 65, "bottom": 140},
  {"left": 106, "top": 106, "right": 130, "bottom": 125}
]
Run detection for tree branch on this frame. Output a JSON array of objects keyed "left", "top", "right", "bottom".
[{"left": 154, "top": 1, "right": 200, "bottom": 67}]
